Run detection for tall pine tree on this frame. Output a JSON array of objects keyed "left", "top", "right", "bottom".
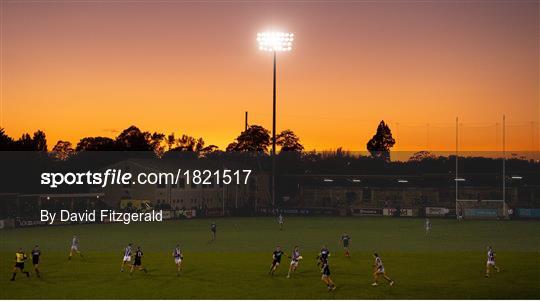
[{"left": 366, "top": 120, "right": 395, "bottom": 161}]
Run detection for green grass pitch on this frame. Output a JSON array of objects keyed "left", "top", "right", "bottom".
[{"left": 1, "top": 217, "right": 539, "bottom": 299}]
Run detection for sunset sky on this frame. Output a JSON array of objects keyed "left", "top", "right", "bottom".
[{"left": 1, "top": 1, "right": 538, "bottom": 151}]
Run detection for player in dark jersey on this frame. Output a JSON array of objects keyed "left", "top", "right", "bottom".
[
  {"left": 173, "top": 244, "right": 183, "bottom": 276},
  {"left": 11, "top": 248, "right": 30, "bottom": 281},
  {"left": 210, "top": 222, "right": 217, "bottom": 241},
  {"left": 287, "top": 245, "right": 302, "bottom": 278},
  {"left": 269, "top": 246, "right": 285, "bottom": 275},
  {"left": 31, "top": 245, "right": 41, "bottom": 278},
  {"left": 485, "top": 246, "right": 500, "bottom": 277},
  {"left": 316, "top": 245, "right": 330, "bottom": 267},
  {"left": 121, "top": 243, "right": 132, "bottom": 272},
  {"left": 340, "top": 233, "right": 351, "bottom": 257},
  {"left": 320, "top": 258, "right": 336, "bottom": 291},
  {"left": 130, "top": 246, "right": 148, "bottom": 275}
]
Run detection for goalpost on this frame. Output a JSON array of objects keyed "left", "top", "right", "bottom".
[
  {"left": 456, "top": 199, "right": 509, "bottom": 219},
  {"left": 455, "top": 116, "right": 509, "bottom": 220}
]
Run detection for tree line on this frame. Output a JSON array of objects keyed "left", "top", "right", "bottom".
[
  {"left": 0, "top": 122, "right": 538, "bottom": 197},
  {"left": 0, "top": 121, "right": 397, "bottom": 161}
]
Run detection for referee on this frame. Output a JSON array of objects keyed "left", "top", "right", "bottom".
[{"left": 11, "top": 248, "right": 30, "bottom": 281}]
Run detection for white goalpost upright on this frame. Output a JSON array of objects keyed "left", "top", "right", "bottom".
[{"left": 455, "top": 115, "right": 509, "bottom": 219}]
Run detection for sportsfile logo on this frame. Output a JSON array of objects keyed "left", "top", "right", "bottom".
[{"left": 40, "top": 169, "right": 252, "bottom": 188}]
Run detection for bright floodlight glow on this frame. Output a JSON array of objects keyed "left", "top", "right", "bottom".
[{"left": 257, "top": 32, "right": 294, "bottom": 52}]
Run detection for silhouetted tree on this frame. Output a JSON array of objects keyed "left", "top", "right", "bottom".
[
  {"left": 226, "top": 125, "right": 271, "bottom": 153},
  {"left": 15, "top": 133, "right": 34, "bottom": 150},
  {"left": 51, "top": 140, "right": 75, "bottom": 160},
  {"left": 409, "top": 151, "right": 436, "bottom": 162},
  {"left": 166, "top": 133, "right": 176, "bottom": 150},
  {"left": 32, "top": 130, "right": 47, "bottom": 151},
  {"left": 174, "top": 134, "right": 197, "bottom": 151},
  {"left": 12, "top": 131, "right": 45, "bottom": 151},
  {"left": 276, "top": 129, "right": 304, "bottom": 152},
  {"left": 76, "top": 137, "right": 117, "bottom": 151},
  {"left": 168, "top": 135, "right": 217, "bottom": 157},
  {"left": 115, "top": 126, "right": 154, "bottom": 151},
  {"left": 366, "top": 120, "right": 395, "bottom": 161},
  {"left": 0, "top": 128, "right": 14, "bottom": 150},
  {"left": 194, "top": 138, "right": 205, "bottom": 152},
  {"left": 193, "top": 137, "right": 218, "bottom": 155},
  {"left": 149, "top": 132, "right": 165, "bottom": 156},
  {"left": 200, "top": 144, "right": 218, "bottom": 156},
  {"left": 0, "top": 130, "right": 48, "bottom": 151},
  {"left": 225, "top": 142, "right": 238, "bottom": 152}
]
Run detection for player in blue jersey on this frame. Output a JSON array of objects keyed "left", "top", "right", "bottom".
[
  {"left": 120, "top": 243, "right": 132, "bottom": 272},
  {"left": 485, "top": 246, "right": 500, "bottom": 277},
  {"left": 286, "top": 246, "right": 302, "bottom": 278},
  {"left": 173, "top": 244, "right": 183, "bottom": 276}
]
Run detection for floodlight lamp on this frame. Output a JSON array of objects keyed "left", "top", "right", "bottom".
[{"left": 257, "top": 32, "right": 294, "bottom": 52}]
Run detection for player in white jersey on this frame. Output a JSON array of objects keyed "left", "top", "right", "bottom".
[
  {"left": 425, "top": 218, "right": 432, "bottom": 235},
  {"left": 485, "top": 246, "right": 500, "bottom": 277},
  {"left": 121, "top": 243, "right": 132, "bottom": 272},
  {"left": 173, "top": 244, "right": 183, "bottom": 276},
  {"left": 68, "top": 235, "right": 84, "bottom": 260},
  {"left": 278, "top": 214, "right": 284, "bottom": 231},
  {"left": 372, "top": 253, "right": 394, "bottom": 286},
  {"left": 287, "top": 246, "right": 302, "bottom": 278}
]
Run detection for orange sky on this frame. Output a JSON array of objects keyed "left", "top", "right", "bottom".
[{"left": 1, "top": 1, "right": 539, "bottom": 151}]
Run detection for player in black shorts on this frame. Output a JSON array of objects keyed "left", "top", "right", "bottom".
[
  {"left": 11, "top": 248, "right": 30, "bottom": 281},
  {"left": 130, "top": 246, "right": 148, "bottom": 275},
  {"left": 210, "top": 222, "right": 217, "bottom": 241},
  {"left": 269, "top": 246, "right": 285, "bottom": 275},
  {"left": 320, "top": 258, "right": 336, "bottom": 291},
  {"left": 31, "top": 245, "right": 41, "bottom": 278}
]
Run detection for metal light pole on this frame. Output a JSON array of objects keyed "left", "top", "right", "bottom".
[
  {"left": 272, "top": 50, "right": 277, "bottom": 210},
  {"left": 257, "top": 32, "right": 294, "bottom": 208}
]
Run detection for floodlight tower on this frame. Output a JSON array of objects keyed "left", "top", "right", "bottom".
[{"left": 257, "top": 31, "right": 294, "bottom": 209}]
